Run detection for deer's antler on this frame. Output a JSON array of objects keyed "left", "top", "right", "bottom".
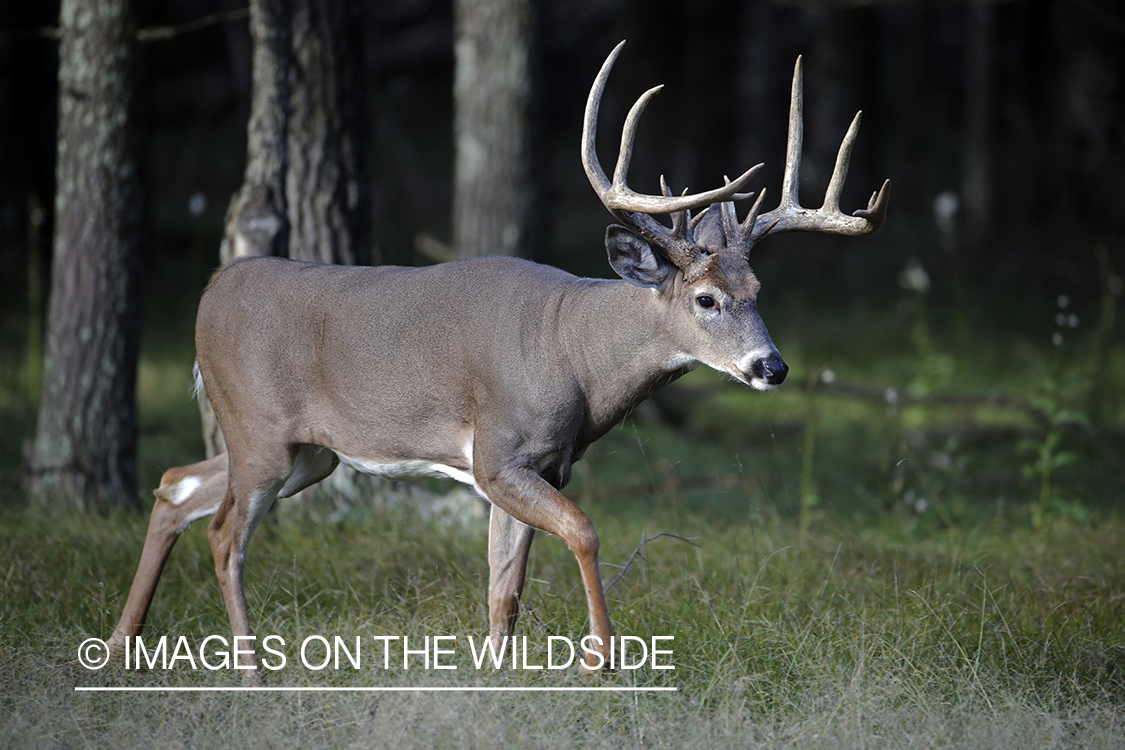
[
  {"left": 584, "top": 45, "right": 890, "bottom": 273},
  {"left": 740, "top": 56, "right": 891, "bottom": 254},
  {"left": 582, "top": 41, "right": 761, "bottom": 281}
]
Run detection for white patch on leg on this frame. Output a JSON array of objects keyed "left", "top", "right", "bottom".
[{"left": 164, "top": 475, "right": 202, "bottom": 506}]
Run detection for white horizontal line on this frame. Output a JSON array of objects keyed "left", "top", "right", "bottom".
[{"left": 76, "top": 686, "right": 677, "bottom": 693}]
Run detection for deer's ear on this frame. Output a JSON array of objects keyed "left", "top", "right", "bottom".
[{"left": 606, "top": 225, "right": 672, "bottom": 288}]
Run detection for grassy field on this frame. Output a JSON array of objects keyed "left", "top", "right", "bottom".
[
  {"left": 2, "top": 273, "right": 1124, "bottom": 747},
  {"left": 2, "top": 487, "right": 1123, "bottom": 747}
]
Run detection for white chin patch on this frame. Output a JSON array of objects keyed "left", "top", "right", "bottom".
[{"left": 717, "top": 365, "right": 774, "bottom": 392}]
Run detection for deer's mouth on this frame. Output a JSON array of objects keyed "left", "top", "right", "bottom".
[
  {"left": 734, "top": 352, "right": 788, "bottom": 391},
  {"left": 747, "top": 376, "right": 778, "bottom": 392}
]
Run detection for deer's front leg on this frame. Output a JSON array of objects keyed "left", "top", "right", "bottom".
[{"left": 475, "top": 459, "right": 613, "bottom": 673}]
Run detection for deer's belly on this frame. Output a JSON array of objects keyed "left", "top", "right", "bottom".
[{"left": 335, "top": 451, "right": 477, "bottom": 487}]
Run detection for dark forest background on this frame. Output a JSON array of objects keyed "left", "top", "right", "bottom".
[
  {"left": 5, "top": 0, "right": 1122, "bottom": 291},
  {"left": 1, "top": 0, "right": 1123, "bottom": 509}
]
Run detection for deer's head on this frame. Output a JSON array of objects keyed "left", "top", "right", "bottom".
[{"left": 583, "top": 42, "right": 890, "bottom": 391}]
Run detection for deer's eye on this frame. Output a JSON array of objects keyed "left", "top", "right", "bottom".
[{"left": 696, "top": 295, "right": 716, "bottom": 310}]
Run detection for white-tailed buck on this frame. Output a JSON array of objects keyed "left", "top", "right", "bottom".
[{"left": 109, "top": 42, "right": 888, "bottom": 679}]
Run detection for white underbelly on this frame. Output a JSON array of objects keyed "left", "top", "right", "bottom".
[{"left": 335, "top": 452, "right": 478, "bottom": 489}]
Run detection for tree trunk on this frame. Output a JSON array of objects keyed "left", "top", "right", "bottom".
[
  {"left": 27, "top": 0, "right": 143, "bottom": 512},
  {"left": 218, "top": 0, "right": 370, "bottom": 268},
  {"left": 962, "top": 1, "right": 995, "bottom": 258},
  {"left": 452, "top": 0, "right": 539, "bottom": 258},
  {"left": 204, "top": 0, "right": 370, "bottom": 458}
]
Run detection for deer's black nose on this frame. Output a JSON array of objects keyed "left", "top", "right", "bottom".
[{"left": 751, "top": 354, "right": 788, "bottom": 385}]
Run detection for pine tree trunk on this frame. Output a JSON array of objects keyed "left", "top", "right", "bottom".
[
  {"left": 286, "top": 0, "right": 370, "bottom": 265},
  {"left": 27, "top": 0, "right": 143, "bottom": 512},
  {"left": 452, "top": 0, "right": 538, "bottom": 258},
  {"left": 219, "top": 0, "right": 370, "bottom": 268},
  {"left": 962, "top": 2, "right": 995, "bottom": 256}
]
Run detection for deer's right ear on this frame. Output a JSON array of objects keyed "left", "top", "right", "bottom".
[{"left": 606, "top": 225, "right": 672, "bottom": 289}]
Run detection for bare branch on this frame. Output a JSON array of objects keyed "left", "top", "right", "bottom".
[
  {"left": 603, "top": 532, "right": 701, "bottom": 594},
  {"left": 136, "top": 8, "right": 249, "bottom": 43}
]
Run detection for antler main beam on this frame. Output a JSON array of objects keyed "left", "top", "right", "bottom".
[
  {"left": 582, "top": 41, "right": 760, "bottom": 217},
  {"left": 750, "top": 56, "right": 891, "bottom": 245}
]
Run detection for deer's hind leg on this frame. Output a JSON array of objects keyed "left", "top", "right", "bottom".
[
  {"left": 109, "top": 453, "right": 229, "bottom": 651},
  {"left": 487, "top": 505, "right": 536, "bottom": 659}
]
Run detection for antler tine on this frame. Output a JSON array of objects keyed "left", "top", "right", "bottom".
[
  {"left": 581, "top": 41, "right": 623, "bottom": 199},
  {"left": 688, "top": 205, "right": 710, "bottom": 233},
  {"left": 718, "top": 177, "right": 770, "bottom": 260},
  {"left": 720, "top": 177, "right": 740, "bottom": 247},
  {"left": 823, "top": 110, "right": 862, "bottom": 213},
  {"left": 612, "top": 84, "right": 664, "bottom": 196},
  {"left": 855, "top": 178, "right": 892, "bottom": 231},
  {"left": 660, "top": 176, "right": 692, "bottom": 239},
  {"left": 738, "top": 189, "right": 768, "bottom": 258},
  {"left": 582, "top": 41, "right": 760, "bottom": 218},
  {"left": 749, "top": 55, "right": 891, "bottom": 245},
  {"left": 778, "top": 56, "right": 804, "bottom": 212}
]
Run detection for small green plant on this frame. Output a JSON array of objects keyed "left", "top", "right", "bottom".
[
  {"left": 1022, "top": 428, "right": 1085, "bottom": 528},
  {"left": 798, "top": 368, "right": 821, "bottom": 533},
  {"left": 1021, "top": 294, "right": 1091, "bottom": 529},
  {"left": 899, "top": 257, "right": 954, "bottom": 398}
]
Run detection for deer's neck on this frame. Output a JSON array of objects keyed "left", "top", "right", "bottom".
[{"left": 557, "top": 279, "right": 694, "bottom": 442}]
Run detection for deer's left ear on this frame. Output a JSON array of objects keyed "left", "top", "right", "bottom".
[{"left": 606, "top": 225, "right": 673, "bottom": 288}]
